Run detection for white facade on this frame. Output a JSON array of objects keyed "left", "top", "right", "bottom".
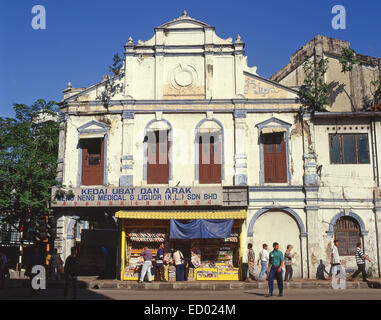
[{"left": 55, "top": 12, "right": 381, "bottom": 278}]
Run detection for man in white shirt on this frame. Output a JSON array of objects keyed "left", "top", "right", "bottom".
[
  {"left": 330, "top": 239, "right": 343, "bottom": 278},
  {"left": 173, "top": 249, "right": 185, "bottom": 281},
  {"left": 257, "top": 243, "right": 269, "bottom": 281}
]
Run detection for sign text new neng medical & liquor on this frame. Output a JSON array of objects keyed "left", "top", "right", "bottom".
[{"left": 51, "top": 186, "right": 223, "bottom": 207}]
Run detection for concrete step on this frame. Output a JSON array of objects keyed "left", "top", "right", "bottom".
[{"left": 6, "top": 278, "right": 376, "bottom": 290}]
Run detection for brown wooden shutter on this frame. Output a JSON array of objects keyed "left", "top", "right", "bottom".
[
  {"left": 199, "top": 133, "right": 221, "bottom": 184},
  {"left": 147, "top": 130, "right": 169, "bottom": 184},
  {"left": 81, "top": 138, "right": 104, "bottom": 186},
  {"left": 263, "top": 133, "right": 287, "bottom": 183}
]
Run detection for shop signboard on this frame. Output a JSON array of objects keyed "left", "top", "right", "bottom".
[{"left": 51, "top": 186, "right": 223, "bottom": 207}]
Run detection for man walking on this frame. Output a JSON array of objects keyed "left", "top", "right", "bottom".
[
  {"left": 64, "top": 247, "right": 79, "bottom": 300},
  {"left": 49, "top": 249, "right": 63, "bottom": 281},
  {"left": 244, "top": 244, "right": 256, "bottom": 282},
  {"left": 139, "top": 246, "right": 153, "bottom": 283},
  {"left": 266, "top": 242, "right": 284, "bottom": 297},
  {"left": 155, "top": 243, "right": 165, "bottom": 282},
  {"left": 329, "top": 239, "right": 343, "bottom": 278},
  {"left": 348, "top": 242, "right": 371, "bottom": 282},
  {"left": 257, "top": 243, "right": 269, "bottom": 281},
  {"left": 284, "top": 245, "right": 296, "bottom": 281}
]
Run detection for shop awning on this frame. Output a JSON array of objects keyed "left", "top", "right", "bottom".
[
  {"left": 170, "top": 219, "right": 234, "bottom": 239},
  {"left": 115, "top": 209, "right": 246, "bottom": 220}
]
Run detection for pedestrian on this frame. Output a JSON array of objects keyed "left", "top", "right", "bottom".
[
  {"left": 348, "top": 242, "right": 371, "bottom": 282},
  {"left": 154, "top": 243, "right": 165, "bottom": 282},
  {"left": 139, "top": 246, "right": 153, "bottom": 283},
  {"left": 266, "top": 242, "right": 284, "bottom": 297},
  {"left": 64, "top": 247, "right": 79, "bottom": 300},
  {"left": 244, "top": 244, "right": 256, "bottom": 282},
  {"left": 173, "top": 248, "right": 185, "bottom": 281},
  {"left": 257, "top": 243, "right": 269, "bottom": 281},
  {"left": 49, "top": 249, "right": 63, "bottom": 281},
  {"left": 329, "top": 239, "right": 344, "bottom": 279},
  {"left": 284, "top": 245, "right": 297, "bottom": 281},
  {"left": 100, "top": 245, "right": 111, "bottom": 279},
  {"left": 0, "top": 249, "right": 9, "bottom": 290}
]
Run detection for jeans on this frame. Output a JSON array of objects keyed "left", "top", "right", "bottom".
[
  {"left": 155, "top": 264, "right": 165, "bottom": 281},
  {"left": 175, "top": 264, "right": 185, "bottom": 281},
  {"left": 140, "top": 261, "right": 152, "bottom": 282},
  {"left": 268, "top": 266, "right": 283, "bottom": 295},
  {"left": 351, "top": 264, "right": 367, "bottom": 281},
  {"left": 64, "top": 276, "right": 78, "bottom": 300},
  {"left": 285, "top": 265, "right": 293, "bottom": 281},
  {"left": 259, "top": 261, "right": 267, "bottom": 280}
]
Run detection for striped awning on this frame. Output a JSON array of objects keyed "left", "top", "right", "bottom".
[{"left": 115, "top": 209, "right": 246, "bottom": 220}]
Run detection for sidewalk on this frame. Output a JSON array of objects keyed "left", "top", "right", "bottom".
[{"left": 7, "top": 276, "right": 379, "bottom": 290}]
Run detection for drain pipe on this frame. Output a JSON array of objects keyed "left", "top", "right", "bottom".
[{"left": 371, "top": 116, "right": 381, "bottom": 278}]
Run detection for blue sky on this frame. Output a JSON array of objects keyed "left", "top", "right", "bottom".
[{"left": 1, "top": 0, "right": 380, "bottom": 117}]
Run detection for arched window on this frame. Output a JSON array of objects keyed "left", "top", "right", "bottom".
[{"left": 334, "top": 217, "right": 361, "bottom": 256}]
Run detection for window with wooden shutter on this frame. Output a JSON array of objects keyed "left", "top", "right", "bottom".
[
  {"left": 329, "top": 133, "right": 370, "bottom": 164},
  {"left": 199, "top": 133, "right": 221, "bottom": 184},
  {"left": 81, "top": 138, "right": 104, "bottom": 186},
  {"left": 334, "top": 217, "right": 361, "bottom": 256},
  {"left": 262, "top": 132, "right": 287, "bottom": 183},
  {"left": 147, "top": 130, "right": 169, "bottom": 184}
]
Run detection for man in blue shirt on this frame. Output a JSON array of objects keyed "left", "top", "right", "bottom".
[
  {"left": 154, "top": 243, "right": 166, "bottom": 282},
  {"left": 266, "top": 242, "right": 284, "bottom": 297}
]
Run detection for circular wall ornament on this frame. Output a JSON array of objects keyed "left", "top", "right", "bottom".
[
  {"left": 169, "top": 64, "right": 198, "bottom": 90},
  {"left": 175, "top": 69, "right": 193, "bottom": 87}
]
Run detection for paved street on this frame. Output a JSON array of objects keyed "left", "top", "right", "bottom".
[{"left": 1, "top": 287, "right": 380, "bottom": 300}]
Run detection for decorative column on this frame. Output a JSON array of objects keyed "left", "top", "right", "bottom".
[
  {"left": 233, "top": 109, "right": 248, "bottom": 185},
  {"left": 56, "top": 113, "right": 68, "bottom": 184},
  {"left": 233, "top": 35, "right": 245, "bottom": 97},
  {"left": 120, "top": 111, "right": 135, "bottom": 186}
]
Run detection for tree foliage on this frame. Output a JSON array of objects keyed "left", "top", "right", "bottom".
[
  {"left": 299, "top": 55, "right": 330, "bottom": 113},
  {"left": 96, "top": 53, "right": 124, "bottom": 108},
  {"left": 0, "top": 99, "right": 59, "bottom": 228},
  {"left": 339, "top": 47, "right": 360, "bottom": 73}
]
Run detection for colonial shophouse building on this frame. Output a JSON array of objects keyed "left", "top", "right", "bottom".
[{"left": 52, "top": 12, "right": 381, "bottom": 280}]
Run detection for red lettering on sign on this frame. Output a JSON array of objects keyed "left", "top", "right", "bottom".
[
  {"left": 135, "top": 201, "right": 138, "bottom": 206},
  {"left": 146, "top": 201, "right": 150, "bottom": 205},
  {"left": 172, "top": 201, "right": 176, "bottom": 205},
  {"left": 184, "top": 200, "right": 188, "bottom": 205},
  {"left": 109, "top": 201, "right": 112, "bottom": 206},
  {"left": 157, "top": 201, "right": 161, "bottom": 205},
  {"left": 63, "top": 202, "right": 66, "bottom": 206},
  {"left": 74, "top": 202, "right": 78, "bottom": 206},
  {"left": 85, "top": 202, "right": 89, "bottom": 206},
  {"left": 208, "top": 200, "right": 211, "bottom": 205},
  {"left": 120, "top": 201, "right": 124, "bottom": 206},
  {"left": 196, "top": 201, "right": 200, "bottom": 205},
  {"left": 97, "top": 202, "right": 101, "bottom": 206}
]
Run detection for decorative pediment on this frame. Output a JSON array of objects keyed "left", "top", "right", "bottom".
[
  {"left": 157, "top": 11, "right": 211, "bottom": 29},
  {"left": 77, "top": 120, "right": 110, "bottom": 135},
  {"left": 256, "top": 117, "right": 292, "bottom": 132}
]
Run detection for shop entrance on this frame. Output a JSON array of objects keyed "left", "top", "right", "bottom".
[{"left": 119, "top": 217, "right": 244, "bottom": 281}]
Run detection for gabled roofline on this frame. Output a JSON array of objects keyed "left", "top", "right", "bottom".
[{"left": 244, "top": 71, "right": 299, "bottom": 95}]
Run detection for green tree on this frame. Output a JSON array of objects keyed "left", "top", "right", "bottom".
[
  {"left": 96, "top": 53, "right": 124, "bottom": 108},
  {"left": 0, "top": 99, "right": 59, "bottom": 266},
  {"left": 299, "top": 54, "right": 330, "bottom": 113}
]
